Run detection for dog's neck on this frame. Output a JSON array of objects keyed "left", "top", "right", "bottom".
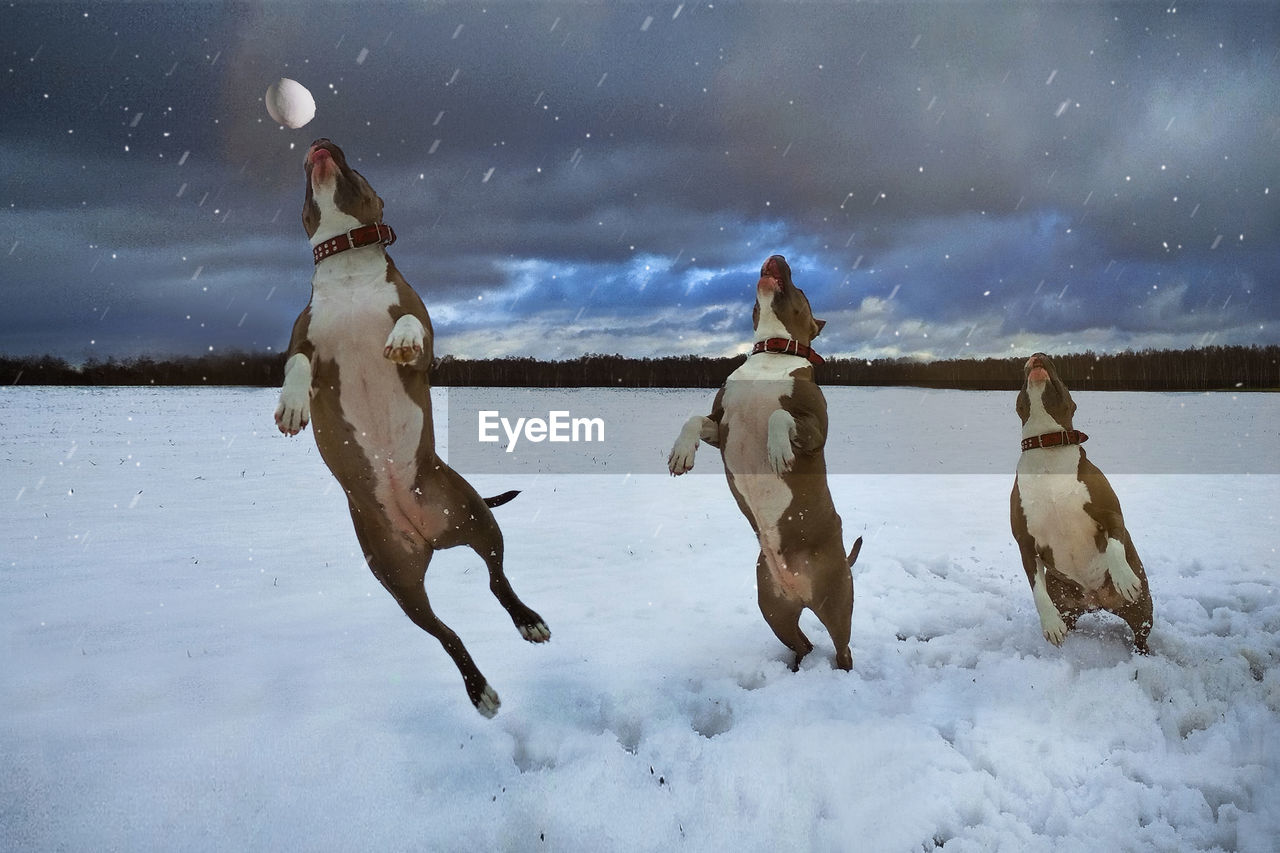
[
  {"left": 309, "top": 182, "right": 364, "bottom": 248},
  {"left": 753, "top": 290, "right": 797, "bottom": 342},
  {"left": 1022, "top": 382, "right": 1070, "bottom": 439},
  {"left": 308, "top": 179, "right": 395, "bottom": 271},
  {"left": 753, "top": 289, "right": 820, "bottom": 357}
]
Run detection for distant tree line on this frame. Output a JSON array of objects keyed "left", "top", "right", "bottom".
[
  {"left": 1, "top": 352, "right": 282, "bottom": 388},
  {"left": 2, "top": 345, "right": 1277, "bottom": 391}
]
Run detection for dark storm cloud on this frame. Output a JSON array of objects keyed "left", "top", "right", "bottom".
[{"left": 2, "top": 2, "right": 1276, "bottom": 362}]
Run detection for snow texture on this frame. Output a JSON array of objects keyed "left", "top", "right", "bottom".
[{"left": 2, "top": 387, "right": 1277, "bottom": 852}]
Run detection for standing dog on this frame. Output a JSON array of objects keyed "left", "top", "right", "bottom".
[
  {"left": 668, "top": 255, "right": 861, "bottom": 670},
  {"left": 1010, "top": 353, "right": 1153, "bottom": 653},
  {"left": 274, "top": 138, "right": 550, "bottom": 717}
]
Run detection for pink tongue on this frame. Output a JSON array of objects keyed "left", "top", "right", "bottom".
[{"left": 1029, "top": 367, "right": 1049, "bottom": 382}]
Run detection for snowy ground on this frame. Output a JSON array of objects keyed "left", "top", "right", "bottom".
[{"left": 2, "top": 386, "right": 1277, "bottom": 852}]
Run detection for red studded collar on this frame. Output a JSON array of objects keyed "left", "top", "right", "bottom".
[{"left": 312, "top": 222, "right": 396, "bottom": 265}]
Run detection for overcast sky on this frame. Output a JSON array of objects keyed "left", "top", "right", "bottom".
[{"left": 3, "top": 2, "right": 1277, "bottom": 364}]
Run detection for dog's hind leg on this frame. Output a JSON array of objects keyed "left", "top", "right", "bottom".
[
  {"left": 385, "top": 565, "right": 501, "bottom": 716},
  {"left": 474, "top": 530, "right": 551, "bottom": 644},
  {"left": 811, "top": 568, "right": 855, "bottom": 672},
  {"left": 1116, "top": 592, "right": 1153, "bottom": 655},
  {"left": 756, "top": 552, "right": 812, "bottom": 671},
  {"left": 1114, "top": 538, "right": 1153, "bottom": 654},
  {"left": 1113, "top": 565, "right": 1153, "bottom": 655},
  {"left": 456, "top": 479, "right": 550, "bottom": 644},
  {"left": 354, "top": 516, "right": 501, "bottom": 717}
]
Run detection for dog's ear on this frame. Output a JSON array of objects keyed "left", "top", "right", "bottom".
[
  {"left": 1016, "top": 387, "right": 1030, "bottom": 424},
  {"left": 811, "top": 318, "right": 826, "bottom": 340},
  {"left": 752, "top": 300, "right": 760, "bottom": 331}
]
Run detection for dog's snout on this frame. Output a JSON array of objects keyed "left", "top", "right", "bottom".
[
  {"left": 306, "top": 139, "right": 337, "bottom": 164},
  {"left": 306, "top": 145, "right": 334, "bottom": 170},
  {"left": 761, "top": 255, "right": 789, "bottom": 280}
]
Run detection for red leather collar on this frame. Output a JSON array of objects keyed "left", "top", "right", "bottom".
[
  {"left": 312, "top": 222, "right": 396, "bottom": 265},
  {"left": 750, "top": 337, "right": 824, "bottom": 365},
  {"left": 1021, "top": 429, "right": 1089, "bottom": 452}
]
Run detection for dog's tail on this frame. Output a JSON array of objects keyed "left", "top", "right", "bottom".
[
  {"left": 847, "top": 536, "right": 863, "bottom": 569},
  {"left": 483, "top": 490, "right": 521, "bottom": 509}
]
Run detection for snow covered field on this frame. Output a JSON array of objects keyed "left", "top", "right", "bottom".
[{"left": 2, "top": 386, "right": 1277, "bottom": 852}]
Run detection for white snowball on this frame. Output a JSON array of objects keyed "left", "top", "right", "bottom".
[{"left": 264, "top": 78, "right": 316, "bottom": 129}]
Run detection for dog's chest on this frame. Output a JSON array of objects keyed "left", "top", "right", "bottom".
[
  {"left": 1017, "top": 448, "right": 1107, "bottom": 589},
  {"left": 308, "top": 257, "right": 422, "bottom": 466},
  {"left": 720, "top": 355, "right": 804, "bottom": 530}
]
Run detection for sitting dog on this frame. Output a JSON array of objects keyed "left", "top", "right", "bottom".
[
  {"left": 1010, "top": 352, "right": 1153, "bottom": 653},
  {"left": 668, "top": 255, "right": 861, "bottom": 670},
  {"left": 274, "top": 138, "right": 550, "bottom": 717}
]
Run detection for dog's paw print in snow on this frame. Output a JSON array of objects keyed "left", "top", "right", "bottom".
[
  {"left": 590, "top": 676, "right": 750, "bottom": 758},
  {"left": 877, "top": 557, "right": 1011, "bottom": 653},
  {"left": 589, "top": 695, "right": 646, "bottom": 755},
  {"left": 504, "top": 718, "right": 560, "bottom": 773},
  {"left": 677, "top": 678, "right": 736, "bottom": 739},
  {"left": 732, "top": 661, "right": 785, "bottom": 691},
  {"left": 687, "top": 695, "right": 735, "bottom": 739},
  {"left": 611, "top": 718, "right": 644, "bottom": 755}
]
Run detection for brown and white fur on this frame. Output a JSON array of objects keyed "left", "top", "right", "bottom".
[
  {"left": 1010, "top": 353, "right": 1153, "bottom": 654},
  {"left": 668, "top": 255, "right": 861, "bottom": 670},
  {"left": 274, "top": 138, "right": 549, "bottom": 717}
]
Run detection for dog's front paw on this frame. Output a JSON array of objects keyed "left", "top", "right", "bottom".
[
  {"left": 668, "top": 440, "right": 698, "bottom": 475},
  {"left": 668, "top": 415, "right": 706, "bottom": 475},
  {"left": 1102, "top": 538, "right": 1143, "bottom": 602},
  {"left": 767, "top": 410, "right": 797, "bottom": 474},
  {"left": 274, "top": 392, "right": 310, "bottom": 435},
  {"left": 275, "top": 354, "right": 312, "bottom": 435},
  {"left": 1032, "top": 568, "right": 1068, "bottom": 646},
  {"left": 1040, "top": 610, "right": 1069, "bottom": 646},
  {"left": 472, "top": 683, "right": 500, "bottom": 718},
  {"left": 384, "top": 314, "right": 425, "bottom": 365},
  {"left": 519, "top": 621, "right": 552, "bottom": 643},
  {"left": 768, "top": 438, "right": 795, "bottom": 474}
]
